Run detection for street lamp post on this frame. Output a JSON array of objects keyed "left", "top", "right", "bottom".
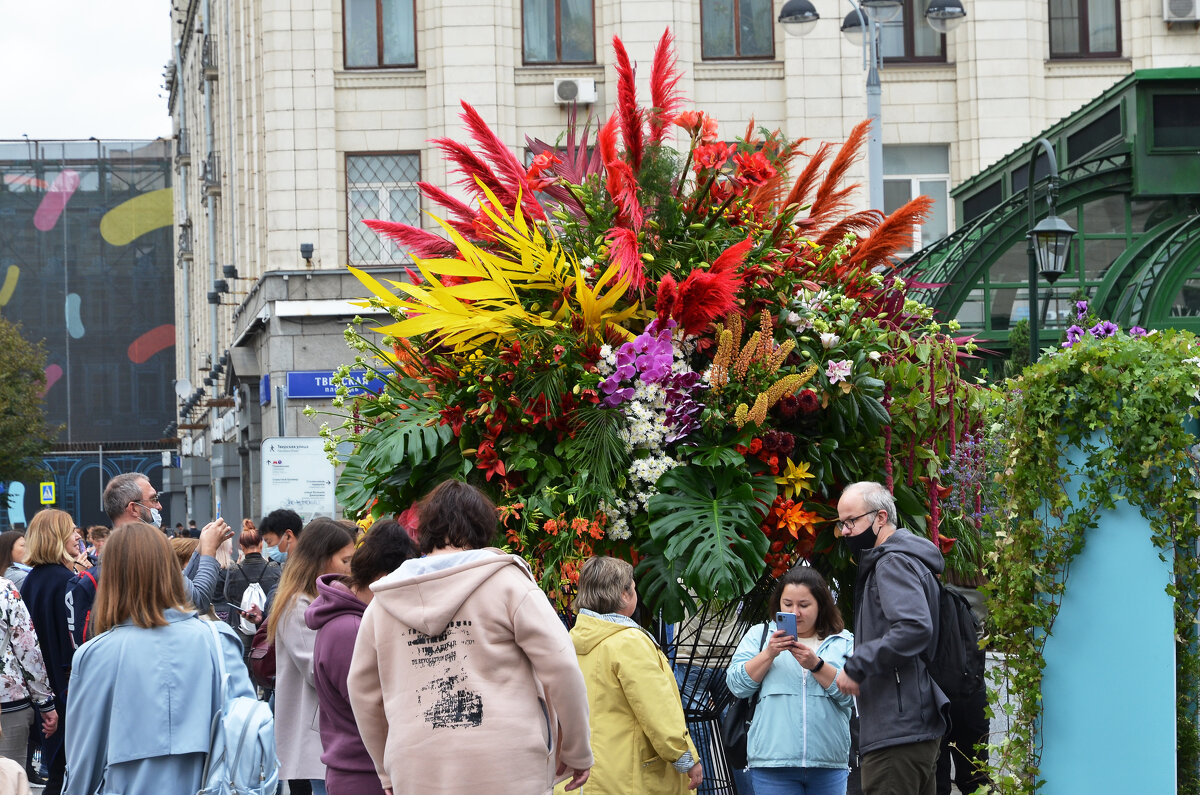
[
  {"left": 1025, "top": 137, "right": 1078, "bottom": 364},
  {"left": 778, "top": 0, "right": 966, "bottom": 212}
]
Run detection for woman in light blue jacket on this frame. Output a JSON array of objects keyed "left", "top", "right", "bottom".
[
  {"left": 726, "top": 566, "right": 854, "bottom": 795},
  {"left": 63, "top": 522, "right": 254, "bottom": 795}
]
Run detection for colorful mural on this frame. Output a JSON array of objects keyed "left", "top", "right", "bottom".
[{"left": 0, "top": 139, "right": 175, "bottom": 526}]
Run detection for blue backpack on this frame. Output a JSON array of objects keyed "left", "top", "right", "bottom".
[{"left": 198, "top": 621, "right": 280, "bottom": 795}]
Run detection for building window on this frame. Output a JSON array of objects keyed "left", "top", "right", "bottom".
[
  {"left": 879, "top": 0, "right": 945, "bottom": 62},
  {"left": 346, "top": 153, "right": 421, "bottom": 265},
  {"left": 344, "top": 0, "right": 416, "bottom": 68},
  {"left": 523, "top": 0, "right": 595, "bottom": 64},
  {"left": 883, "top": 144, "right": 950, "bottom": 254},
  {"left": 1049, "top": 0, "right": 1120, "bottom": 59},
  {"left": 701, "top": 0, "right": 775, "bottom": 60}
]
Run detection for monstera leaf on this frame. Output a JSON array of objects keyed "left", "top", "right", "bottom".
[{"left": 637, "top": 462, "right": 775, "bottom": 622}]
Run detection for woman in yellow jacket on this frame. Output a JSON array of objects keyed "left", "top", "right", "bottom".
[{"left": 559, "top": 557, "right": 702, "bottom": 794}]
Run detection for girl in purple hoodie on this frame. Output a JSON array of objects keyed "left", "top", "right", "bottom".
[{"left": 306, "top": 521, "right": 418, "bottom": 794}]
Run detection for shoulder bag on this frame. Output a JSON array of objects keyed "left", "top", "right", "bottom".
[{"left": 718, "top": 622, "right": 770, "bottom": 770}]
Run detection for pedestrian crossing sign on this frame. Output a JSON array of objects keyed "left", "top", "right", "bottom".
[{"left": 39, "top": 482, "right": 54, "bottom": 505}]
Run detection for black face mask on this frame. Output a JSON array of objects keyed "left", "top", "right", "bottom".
[{"left": 845, "top": 523, "right": 879, "bottom": 555}]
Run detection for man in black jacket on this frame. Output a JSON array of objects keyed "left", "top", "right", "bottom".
[{"left": 834, "top": 482, "right": 948, "bottom": 795}]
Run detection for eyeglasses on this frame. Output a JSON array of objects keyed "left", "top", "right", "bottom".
[{"left": 836, "top": 510, "right": 877, "bottom": 533}]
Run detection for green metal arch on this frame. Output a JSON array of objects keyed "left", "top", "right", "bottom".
[
  {"left": 1094, "top": 214, "right": 1193, "bottom": 320},
  {"left": 907, "top": 152, "right": 1133, "bottom": 319},
  {"left": 1115, "top": 215, "right": 1200, "bottom": 328}
]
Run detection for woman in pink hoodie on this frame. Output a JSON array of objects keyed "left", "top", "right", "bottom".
[
  {"left": 348, "top": 481, "right": 593, "bottom": 795},
  {"left": 306, "top": 521, "right": 418, "bottom": 795}
]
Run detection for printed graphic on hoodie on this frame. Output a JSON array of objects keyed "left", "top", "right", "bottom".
[{"left": 409, "top": 621, "right": 482, "bottom": 729}]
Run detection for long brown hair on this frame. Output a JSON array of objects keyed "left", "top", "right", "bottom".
[
  {"left": 91, "top": 522, "right": 190, "bottom": 635},
  {"left": 266, "top": 517, "right": 356, "bottom": 643}
]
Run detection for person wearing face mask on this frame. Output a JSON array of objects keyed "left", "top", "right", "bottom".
[
  {"left": 85, "top": 475, "right": 232, "bottom": 634},
  {"left": 833, "top": 482, "right": 948, "bottom": 795}
]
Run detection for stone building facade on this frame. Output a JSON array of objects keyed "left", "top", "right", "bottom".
[{"left": 166, "top": 0, "right": 1198, "bottom": 521}]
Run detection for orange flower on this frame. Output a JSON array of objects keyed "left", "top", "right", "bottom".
[{"left": 780, "top": 505, "right": 820, "bottom": 541}]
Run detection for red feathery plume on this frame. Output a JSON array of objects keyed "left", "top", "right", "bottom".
[
  {"left": 675, "top": 268, "right": 743, "bottom": 337},
  {"left": 655, "top": 273, "right": 679, "bottom": 321},
  {"left": 847, "top": 195, "right": 933, "bottom": 270},
  {"left": 599, "top": 115, "right": 644, "bottom": 230},
  {"left": 417, "top": 181, "right": 477, "bottom": 227},
  {"left": 710, "top": 236, "right": 754, "bottom": 274},
  {"left": 434, "top": 138, "right": 513, "bottom": 205},
  {"left": 362, "top": 220, "right": 459, "bottom": 258},
  {"left": 814, "top": 209, "right": 885, "bottom": 250},
  {"left": 605, "top": 227, "right": 644, "bottom": 291},
  {"left": 809, "top": 120, "right": 870, "bottom": 224},
  {"left": 781, "top": 141, "right": 832, "bottom": 210},
  {"left": 648, "top": 30, "right": 683, "bottom": 146},
  {"left": 458, "top": 101, "right": 547, "bottom": 222},
  {"left": 612, "top": 36, "right": 645, "bottom": 173}
]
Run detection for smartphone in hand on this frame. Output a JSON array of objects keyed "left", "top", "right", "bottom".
[{"left": 775, "top": 611, "right": 797, "bottom": 639}]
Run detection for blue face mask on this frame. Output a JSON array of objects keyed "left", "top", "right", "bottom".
[{"left": 264, "top": 545, "right": 287, "bottom": 564}]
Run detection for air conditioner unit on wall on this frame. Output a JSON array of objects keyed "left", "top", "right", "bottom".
[
  {"left": 1163, "top": 0, "right": 1199, "bottom": 24},
  {"left": 553, "top": 78, "right": 597, "bottom": 106}
]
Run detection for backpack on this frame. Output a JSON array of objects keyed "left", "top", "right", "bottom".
[
  {"left": 237, "top": 568, "right": 268, "bottom": 636},
  {"left": 925, "top": 582, "right": 986, "bottom": 702},
  {"left": 248, "top": 622, "right": 275, "bottom": 691},
  {"left": 65, "top": 566, "right": 100, "bottom": 648},
  {"left": 198, "top": 621, "right": 280, "bottom": 795}
]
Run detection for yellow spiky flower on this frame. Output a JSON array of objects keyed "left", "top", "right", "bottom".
[
  {"left": 733, "top": 403, "right": 749, "bottom": 428},
  {"left": 742, "top": 393, "right": 770, "bottom": 427},
  {"left": 766, "top": 339, "right": 796, "bottom": 372},
  {"left": 711, "top": 328, "right": 734, "bottom": 388},
  {"left": 734, "top": 332, "right": 761, "bottom": 380},
  {"left": 349, "top": 183, "right": 642, "bottom": 353}
]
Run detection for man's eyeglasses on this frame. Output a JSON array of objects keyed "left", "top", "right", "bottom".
[{"left": 836, "top": 510, "right": 876, "bottom": 532}]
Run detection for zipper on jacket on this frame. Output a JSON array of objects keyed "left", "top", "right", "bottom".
[{"left": 894, "top": 668, "right": 903, "bottom": 713}]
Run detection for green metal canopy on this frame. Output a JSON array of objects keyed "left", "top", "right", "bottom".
[{"left": 905, "top": 68, "right": 1200, "bottom": 363}]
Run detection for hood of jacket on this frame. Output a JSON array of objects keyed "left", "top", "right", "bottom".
[
  {"left": 369, "top": 548, "right": 534, "bottom": 636},
  {"left": 569, "top": 611, "right": 648, "bottom": 655},
  {"left": 305, "top": 573, "right": 365, "bottom": 631},
  {"left": 859, "top": 526, "right": 944, "bottom": 579}
]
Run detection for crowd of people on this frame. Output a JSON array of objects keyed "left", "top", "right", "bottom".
[{"left": 0, "top": 475, "right": 988, "bottom": 795}]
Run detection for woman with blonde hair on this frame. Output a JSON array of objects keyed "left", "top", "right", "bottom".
[
  {"left": 268, "top": 517, "right": 357, "bottom": 794},
  {"left": 63, "top": 522, "right": 254, "bottom": 793},
  {"left": 20, "top": 509, "right": 88, "bottom": 795}
]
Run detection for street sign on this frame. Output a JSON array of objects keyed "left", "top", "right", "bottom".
[
  {"left": 39, "top": 482, "right": 55, "bottom": 505},
  {"left": 260, "top": 437, "right": 336, "bottom": 517},
  {"left": 285, "top": 370, "right": 387, "bottom": 400}
]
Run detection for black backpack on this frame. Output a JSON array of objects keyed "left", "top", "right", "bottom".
[{"left": 925, "top": 582, "right": 985, "bottom": 702}]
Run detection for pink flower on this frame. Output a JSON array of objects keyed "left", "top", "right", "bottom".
[{"left": 825, "top": 359, "right": 853, "bottom": 384}]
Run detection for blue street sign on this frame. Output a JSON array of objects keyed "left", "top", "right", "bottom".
[{"left": 285, "top": 370, "right": 387, "bottom": 400}]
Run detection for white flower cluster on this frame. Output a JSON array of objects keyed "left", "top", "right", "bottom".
[
  {"left": 620, "top": 382, "right": 669, "bottom": 450},
  {"left": 596, "top": 344, "right": 615, "bottom": 376},
  {"left": 603, "top": 449, "right": 679, "bottom": 541}
]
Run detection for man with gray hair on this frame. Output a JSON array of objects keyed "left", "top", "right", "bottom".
[
  {"left": 74, "top": 474, "right": 231, "bottom": 624},
  {"left": 834, "top": 481, "right": 948, "bottom": 795}
]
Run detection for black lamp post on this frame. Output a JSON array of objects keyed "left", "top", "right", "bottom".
[{"left": 1026, "top": 137, "right": 1077, "bottom": 364}]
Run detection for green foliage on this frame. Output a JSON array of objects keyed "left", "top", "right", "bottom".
[
  {"left": 986, "top": 326, "right": 1200, "bottom": 794},
  {"left": 0, "top": 317, "right": 59, "bottom": 481},
  {"left": 636, "top": 463, "right": 775, "bottom": 622},
  {"left": 1006, "top": 319, "right": 1030, "bottom": 377}
]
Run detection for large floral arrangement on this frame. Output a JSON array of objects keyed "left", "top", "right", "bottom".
[{"left": 323, "top": 31, "right": 987, "bottom": 619}]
